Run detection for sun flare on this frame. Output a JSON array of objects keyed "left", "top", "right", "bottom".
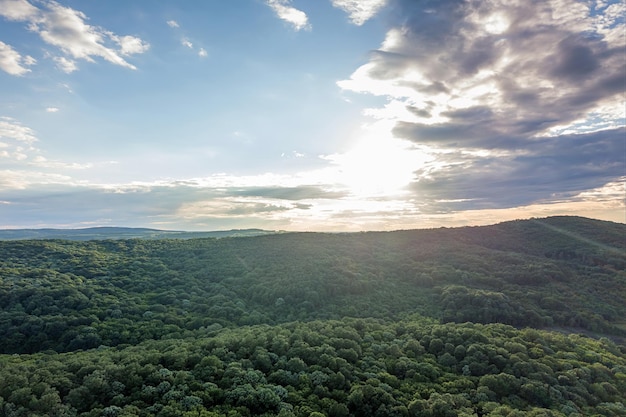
[{"left": 323, "top": 123, "right": 430, "bottom": 198}]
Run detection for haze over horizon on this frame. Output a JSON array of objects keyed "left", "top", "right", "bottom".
[{"left": 1, "top": 0, "right": 624, "bottom": 231}]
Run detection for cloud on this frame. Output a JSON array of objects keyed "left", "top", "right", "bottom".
[
  {"left": 331, "top": 0, "right": 388, "bottom": 25},
  {"left": 0, "top": 117, "right": 38, "bottom": 144},
  {"left": 0, "top": 117, "right": 98, "bottom": 173},
  {"left": 30, "top": 156, "right": 92, "bottom": 170},
  {"left": 1, "top": 165, "right": 623, "bottom": 230},
  {"left": 178, "top": 198, "right": 293, "bottom": 219},
  {"left": 45, "top": 107, "right": 59, "bottom": 112},
  {"left": 166, "top": 19, "right": 207, "bottom": 58},
  {"left": 179, "top": 38, "right": 207, "bottom": 57},
  {"left": 0, "top": 0, "right": 149, "bottom": 72},
  {"left": 0, "top": 170, "right": 73, "bottom": 190},
  {"left": 338, "top": 0, "right": 626, "bottom": 214},
  {"left": 228, "top": 186, "right": 347, "bottom": 201},
  {"left": 52, "top": 55, "right": 77, "bottom": 72},
  {"left": 181, "top": 37, "right": 193, "bottom": 49},
  {"left": 266, "top": 0, "right": 310, "bottom": 31},
  {"left": 0, "top": 0, "right": 38, "bottom": 20},
  {"left": 116, "top": 34, "right": 150, "bottom": 56},
  {"left": 410, "top": 128, "right": 625, "bottom": 211},
  {"left": 0, "top": 176, "right": 343, "bottom": 229},
  {"left": 0, "top": 40, "right": 36, "bottom": 75}
]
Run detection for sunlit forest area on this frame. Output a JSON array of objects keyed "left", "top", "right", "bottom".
[{"left": 0, "top": 216, "right": 624, "bottom": 416}]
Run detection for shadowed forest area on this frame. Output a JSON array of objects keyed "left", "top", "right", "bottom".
[{"left": 0, "top": 216, "right": 624, "bottom": 416}]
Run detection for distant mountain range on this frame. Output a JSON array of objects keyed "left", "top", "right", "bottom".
[{"left": 0, "top": 226, "right": 280, "bottom": 240}]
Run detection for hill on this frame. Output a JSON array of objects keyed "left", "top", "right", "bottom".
[
  {"left": 0, "top": 216, "right": 624, "bottom": 416},
  {"left": 0, "top": 227, "right": 278, "bottom": 241},
  {"left": 1, "top": 216, "right": 624, "bottom": 354}
]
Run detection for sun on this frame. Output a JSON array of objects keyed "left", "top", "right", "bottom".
[{"left": 324, "top": 122, "right": 431, "bottom": 198}]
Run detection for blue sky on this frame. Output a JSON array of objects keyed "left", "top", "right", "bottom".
[{"left": 0, "top": 0, "right": 624, "bottom": 231}]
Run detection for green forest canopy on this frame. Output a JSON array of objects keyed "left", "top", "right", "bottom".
[{"left": 0, "top": 216, "right": 624, "bottom": 416}]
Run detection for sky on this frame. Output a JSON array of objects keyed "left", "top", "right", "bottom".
[{"left": 0, "top": 0, "right": 624, "bottom": 231}]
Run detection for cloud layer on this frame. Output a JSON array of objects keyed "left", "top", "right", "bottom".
[
  {"left": 0, "top": 0, "right": 623, "bottom": 231},
  {"left": 339, "top": 0, "right": 625, "bottom": 212},
  {"left": 0, "top": 0, "right": 149, "bottom": 74}
]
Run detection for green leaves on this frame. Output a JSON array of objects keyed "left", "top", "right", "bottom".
[
  {"left": 2, "top": 216, "right": 625, "bottom": 355},
  {"left": 0, "top": 318, "right": 624, "bottom": 416},
  {"left": 0, "top": 217, "right": 624, "bottom": 414}
]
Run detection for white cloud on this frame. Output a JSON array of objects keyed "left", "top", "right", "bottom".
[
  {"left": 0, "top": 117, "right": 38, "bottom": 144},
  {"left": 331, "top": 0, "right": 388, "bottom": 25},
  {"left": 0, "top": 117, "right": 96, "bottom": 173},
  {"left": 31, "top": 155, "right": 92, "bottom": 169},
  {"left": 116, "top": 34, "right": 150, "bottom": 56},
  {"left": 0, "top": 0, "right": 38, "bottom": 20},
  {"left": 166, "top": 19, "right": 206, "bottom": 57},
  {"left": 53, "top": 55, "right": 77, "bottom": 73},
  {"left": 0, "top": 169, "right": 73, "bottom": 190},
  {"left": 45, "top": 107, "right": 59, "bottom": 112},
  {"left": 22, "top": 54, "right": 36, "bottom": 66},
  {"left": 35, "top": 2, "right": 148, "bottom": 69},
  {"left": 181, "top": 37, "right": 193, "bottom": 49},
  {"left": 0, "top": 117, "right": 41, "bottom": 164},
  {"left": 0, "top": 0, "right": 149, "bottom": 72},
  {"left": 58, "top": 82, "right": 73, "bottom": 93},
  {"left": 0, "top": 40, "right": 35, "bottom": 75},
  {"left": 179, "top": 38, "right": 208, "bottom": 58},
  {"left": 266, "top": 0, "right": 310, "bottom": 31}
]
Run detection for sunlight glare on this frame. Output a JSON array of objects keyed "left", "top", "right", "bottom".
[
  {"left": 323, "top": 122, "right": 431, "bottom": 197},
  {"left": 484, "top": 13, "right": 510, "bottom": 34}
]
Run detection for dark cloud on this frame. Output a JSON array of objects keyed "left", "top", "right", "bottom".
[
  {"left": 228, "top": 185, "right": 347, "bottom": 200},
  {"left": 342, "top": 0, "right": 625, "bottom": 213},
  {"left": 393, "top": 120, "right": 531, "bottom": 149},
  {"left": 458, "top": 36, "right": 499, "bottom": 75},
  {"left": 367, "top": 50, "right": 415, "bottom": 80},
  {"left": 550, "top": 36, "right": 600, "bottom": 81},
  {"left": 221, "top": 203, "right": 290, "bottom": 216},
  {"left": 0, "top": 183, "right": 341, "bottom": 228},
  {"left": 441, "top": 106, "right": 493, "bottom": 121},
  {"left": 371, "top": 0, "right": 624, "bottom": 135},
  {"left": 391, "top": 0, "right": 467, "bottom": 45},
  {"left": 294, "top": 203, "right": 312, "bottom": 210},
  {"left": 0, "top": 185, "right": 202, "bottom": 227},
  {"left": 410, "top": 128, "right": 625, "bottom": 211},
  {"left": 407, "top": 106, "right": 431, "bottom": 118}
]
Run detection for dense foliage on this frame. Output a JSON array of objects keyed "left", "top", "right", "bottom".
[
  {"left": 1, "top": 317, "right": 625, "bottom": 417},
  {"left": 0, "top": 216, "right": 624, "bottom": 415}
]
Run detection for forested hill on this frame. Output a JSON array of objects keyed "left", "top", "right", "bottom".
[
  {"left": 0, "top": 227, "right": 277, "bottom": 241},
  {"left": 1, "top": 216, "right": 625, "bottom": 416},
  {"left": 1, "top": 215, "right": 624, "bottom": 355}
]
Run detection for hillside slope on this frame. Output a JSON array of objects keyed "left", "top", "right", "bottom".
[
  {"left": 1, "top": 216, "right": 624, "bottom": 354},
  {"left": 0, "top": 216, "right": 625, "bottom": 416}
]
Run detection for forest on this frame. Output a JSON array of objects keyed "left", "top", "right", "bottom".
[{"left": 0, "top": 216, "right": 624, "bottom": 416}]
